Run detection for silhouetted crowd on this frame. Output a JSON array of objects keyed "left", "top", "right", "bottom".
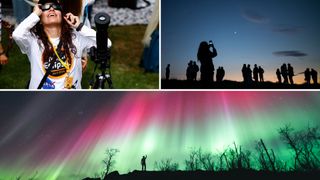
[
  {"left": 185, "top": 60, "right": 225, "bottom": 83},
  {"left": 276, "top": 63, "right": 318, "bottom": 85},
  {"left": 242, "top": 64, "right": 264, "bottom": 84},
  {"left": 186, "top": 60, "right": 199, "bottom": 81},
  {"left": 164, "top": 40, "right": 319, "bottom": 87},
  {"left": 216, "top": 66, "right": 225, "bottom": 82},
  {"left": 304, "top": 68, "right": 318, "bottom": 85},
  {"left": 276, "top": 63, "right": 295, "bottom": 84}
]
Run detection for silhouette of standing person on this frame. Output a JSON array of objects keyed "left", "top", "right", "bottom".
[
  {"left": 216, "top": 66, "right": 225, "bottom": 82},
  {"left": 212, "top": 63, "right": 215, "bottom": 82},
  {"left": 258, "top": 66, "right": 264, "bottom": 82},
  {"left": 197, "top": 40, "right": 217, "bottom": 84},
  {"left": 242, "top": 64, "right": 247, "bottom": 83},
  {"left": 220, "top": 67, "right": 225, "bottom": 82},
  {"left": 253, "top": 64, "right": 259, "bottom": 82},
  {"left": 281, "top": 63, "right": 288, "bottom": 84},
  {"left": 247, "top": 64, "right": 252, "bottom": 84},
  {"left": 192, "top": 61, "right": 199, "bottom": 81},
  {"left": 276, "top": 68, "right": 282, "bottom": 83},
  {"left": 193, "top": 61, "right": 199, "bottom": 81},
  {"left": 304, "top": 68, "right": 311, "bottom": 85},
  {"left": 287, "top": 63, "right": 294, "bottom": 85},
  {"left": 165, "top": 64, "right": 170, "bottom": 80},
  {"left": 216, "top": 67, "right": 221, "bottom": 82},
  {"left": 141, "top": 155, "right": 147, "bottom": 171},
  {"left": 310, "top": 68, "right": 318, "bottom": 84},
  {"left": 186, "top": 61, "right": 193, "bottom": 81}
]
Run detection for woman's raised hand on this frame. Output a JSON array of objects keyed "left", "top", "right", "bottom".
[
  {"left": 64, "top": 13, "right": 81, "bottom": 29},
  {"left": 33, "top": 4, "right": 43, "bottom": 16}
]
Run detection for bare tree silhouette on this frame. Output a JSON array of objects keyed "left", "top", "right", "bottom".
[
  {"left": 219, "top": 149, "right": 229, "bottom": 170},
  {"left": 185, "top": 148, "right": 201, "bottom": 171},
  {"left": 198, "top": 151, "right": 215, "bottom": 171},
  {"left": 185, "top": 148, "right": 217, "bottom": 171},
  {"left": 256, "top": 139, "right": 277, "bottom": 171},
  {"left": 218, "top": 142, "right": 251, "bottom": 170},
  {"left": 102, "top": 148, "right": 120, "bottom": 176},
  {"left": 154, "top": 158, "right": 179, "bottom": 171},
  {"left": 279, "top": 124, "right": 320, "bottom": 171}
]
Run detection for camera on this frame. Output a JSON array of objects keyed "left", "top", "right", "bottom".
[{"left": 209, "top": 40, "right": 213, "bottom": 46}]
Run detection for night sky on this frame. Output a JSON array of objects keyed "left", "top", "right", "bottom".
[
  {"left": 161, "top": 0, "right": 320, "bottom": 84},
  {"left": 0, "top": 91, "right": 319, "bottom": 179}
]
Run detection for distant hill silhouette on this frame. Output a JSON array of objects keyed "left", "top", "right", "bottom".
[
  {"left": 82, "top": 169, "right": 319, "bottom": 180},
  {"left": 161, "top": 79, "right": 320, "bottom": 89}
]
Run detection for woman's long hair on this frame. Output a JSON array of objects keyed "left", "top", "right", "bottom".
[{"left": 30, "top": 13, "right": 76, "bottom": 64}]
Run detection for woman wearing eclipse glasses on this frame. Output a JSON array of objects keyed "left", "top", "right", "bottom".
[{"left": 13, "top": 0, "right": 111, "bottom": 89}]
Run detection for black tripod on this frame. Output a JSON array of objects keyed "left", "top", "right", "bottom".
[
  {"left": 94, "top": 67, "right": 113, "bottom": 89},
  {"left": 89, "top": 47, "right": 113, "bottom": 89}
]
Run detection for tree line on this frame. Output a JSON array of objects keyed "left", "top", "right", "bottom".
[{"left": 100, "top": 123, "right": 319, "bottom": 178}]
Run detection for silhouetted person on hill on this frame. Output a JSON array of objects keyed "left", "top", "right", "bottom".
[
  {"left": 141, "top": 155, "right": 147, "bottom": 171},
  {"left": 311, "top": 68, "right": 318, "bottom": 85},
  {"left": 247, "top": 64, "right": 252, "bottom": 84},
  {"left": 221, "top": 67, "right": 225, "bottom": 82},
  {"left": 258, "top": 66, "right": 264, "bottom": 82},
  {"left": 304, "top": 68, "right": 311, "bottom": 85},
  {"left": 281, "top": 63, "right": 288, "bottom": 84},
  {"left": 276, "top": 68, "right": 282, "bottom": 83},
  {"left": 216, "top": 66, "right": 225, "bottom": 82},
  {"left": 192, "top": 61, "right": 199, "bottom": 81},
  {"left": 242, "top": 64, "right": 247, "bottom": 83},
  {"left": 186, "top": 61, "right": 193, "bottom": 81},
  {"left": 212, "top": 64, "right": 215, "bottom": 82},
  {"left": 288, "top": 63, "right": 294, "bottom": 85},
  {"left": 165, "top": 64, "right": 170, "bottom": 80},
  {"left": 216, "top": 67, "right": 220, "bottom": 82},
  {"left": 253, "top": 64, "right": 259, "bottom": 82},
  {"left": 197, "top": 40, "right": 217, "bottom": 84}
]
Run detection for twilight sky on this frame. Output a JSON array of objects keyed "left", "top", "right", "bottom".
[
  {"left": 0, "top": 92, "right": 319, "bottom": 179},
  {"left": 161, "top": 0, "right": 320, "bottom": 84}
]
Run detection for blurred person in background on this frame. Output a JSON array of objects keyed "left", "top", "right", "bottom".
[
  {"left": 0, "top": 2, "right": 9, "bottom": 65},
  {"left": 141, "top": 0, "right": 159, "bottom": 72}
]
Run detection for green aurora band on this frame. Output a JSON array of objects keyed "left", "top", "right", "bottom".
[{"left": 0, "top": 92, "right": 319, "bottom": 179}]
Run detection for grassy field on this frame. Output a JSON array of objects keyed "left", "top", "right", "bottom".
[{"left": 0, "top": 25, "right": 159, "bottom": 89}]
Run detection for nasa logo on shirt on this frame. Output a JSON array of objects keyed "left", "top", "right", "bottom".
[{"left": 43, "top": 78, "right": 55, "bottom": 89}]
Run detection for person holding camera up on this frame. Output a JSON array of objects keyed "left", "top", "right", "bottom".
[
  {"left": 197, "top": 40, "right": 217, "bottom": 85},
  {"left": 13, "top": 0, "right": 111, "bottom": 89}
]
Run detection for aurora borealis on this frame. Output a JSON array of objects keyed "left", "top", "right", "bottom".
[{"left": 0, "top": 91, "right": 319, "bottom": 179}]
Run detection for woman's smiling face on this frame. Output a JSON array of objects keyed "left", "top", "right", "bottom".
[{"left": 40, "top": 3, "right": 62, "bottom": 26}]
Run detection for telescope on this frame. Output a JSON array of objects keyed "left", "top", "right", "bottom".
[{"left": 89, "top": 12, "right": 113, "bottom": 89}]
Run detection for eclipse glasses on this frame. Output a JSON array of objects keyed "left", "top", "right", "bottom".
[{"left": 41, "top": 3, "right": 62, "bottom": 11}]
